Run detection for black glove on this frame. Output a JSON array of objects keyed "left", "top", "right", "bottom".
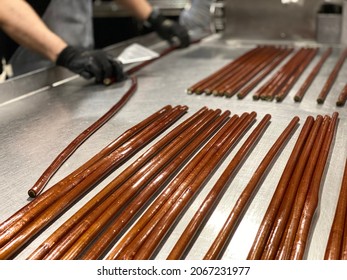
[
  {"left": 146, "top": 9, "right": 190, "bottom": 48},
  {"left": 56, "top": 46, "right": 125, "bottom": 83}
]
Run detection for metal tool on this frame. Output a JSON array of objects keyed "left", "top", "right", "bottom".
[{"left": 116, "top": 43, "right": 159, "bottom": 64}]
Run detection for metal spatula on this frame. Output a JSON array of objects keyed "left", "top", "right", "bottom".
[{"left": 117, "top": 43, "right": 159, "bottom": 64}]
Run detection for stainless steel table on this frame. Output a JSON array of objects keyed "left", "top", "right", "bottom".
[{"left": 0, "top": 34, "right": 346, "bottom": 260}]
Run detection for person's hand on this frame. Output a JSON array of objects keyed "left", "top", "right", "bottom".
[
  {"left": 56, "top": 46, "right": 125, "bottom": 84},
  {"left": 146, "top": 9, "right": 190, "bottom": 48}
]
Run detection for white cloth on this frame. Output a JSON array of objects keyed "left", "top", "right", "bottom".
[{"left": 10, "top": 0, "right": 94, "bottom": 76}]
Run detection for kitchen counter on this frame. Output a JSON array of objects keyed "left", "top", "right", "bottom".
[{"left": 0, "top": 34, "right": 346, "bottom": 260}]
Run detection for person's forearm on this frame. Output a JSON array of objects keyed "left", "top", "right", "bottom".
[
  {"left": 114, "top": 0, "right": 153, "bottom": 21},
  {"left": 0, "top": 0, "right": 67, "bottom": 62}
]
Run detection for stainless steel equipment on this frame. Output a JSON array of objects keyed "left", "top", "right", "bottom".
[
  {"left": 225, "top": 0, "right": 328, "bottom": 41},
  {"left": 0, "top": 2, "right": 346, "bottom": 260}
]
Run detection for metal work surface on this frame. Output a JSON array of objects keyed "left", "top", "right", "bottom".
[{"left": 0, "top": 34, "right": 346, "bottom": 260}]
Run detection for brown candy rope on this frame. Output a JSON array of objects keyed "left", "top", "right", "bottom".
[
  {"left": 27, "top": 76, "right": 138, "bottom": 198},
  {"left": 336, "top": 84, "right": 347, "bottom": 107},
  {"left": 317, "top": 48, "right": 347, "bottom": 104},
  {"left": 261, "top": 115, "right": 323, "bottom": 260},
  {"left": 291, "top": 112, "right": 338, "bottom": 259},
  {"left": 215, "top": 47, "right": 280, "bottom": 97},
  {"left": 325, "top": 157, "right": 347, "bottom": 260},
  {"left": 106, "top": 113, "right": 252, "bottom": 260},
  {"left": 275, "top": 48, "right": 318, "bottom": 102},
  {"left": 254, "top": 48, "right": 306, "bottom": 100},
  {"left": 237, "top": 48, "right": 293, "bottom": 99},
  {"left": 203, "top": 116, "right": 299, "bottom": 260},
  {"left": 57, "top": 110, "right": 225, "bottom": 260},
  {"left": 187, "top": 47, "right": 262, "bottom": 94},
  {"left": 27, "top": 107, "right": 211, "bottom": 260},
  {"left": 294, "top": 48, "right": 332, "bottom": 102},
  {"left": 78, "top": 111, "right": 231, "bottom": 260},
  {"left": 29, "top": 42, "right": 185, "bottom": 197},
  {"left": 247, "top": 116, "right": 315, "bottom": 259},
  {"left": 167, "top": 114, "right": 274, "bottom": 260},
  {"left": 131, "top": 113, "right": 257, "bottom": 260},
  {"left": 0, "top": 106, "right": 187, "bottom": 259},
  {"left": 276, "top": 115, "right": 331, "bottom": 259},
  {"left": 0, "top": 105, "right": 172, "bottom": 235}
]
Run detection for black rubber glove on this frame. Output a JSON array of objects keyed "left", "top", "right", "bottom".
[
  {"left": 56, "top": 46, "right": 125, "bottom": 83},
  {"left": 146, "top": 9, "right": 190, "bottom": 48}
]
